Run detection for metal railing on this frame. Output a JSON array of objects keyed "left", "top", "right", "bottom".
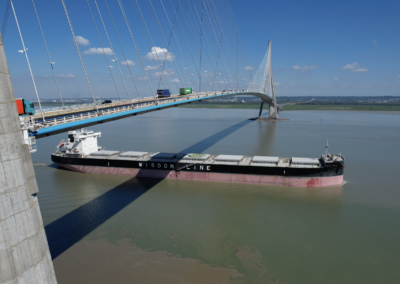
[{"left": 26, "top": 92, "right": 222, "bottom": 130}]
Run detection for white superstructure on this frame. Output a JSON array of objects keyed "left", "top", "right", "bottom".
[{"left": 58, "top": 129, "right": 101, "bottom": 156}]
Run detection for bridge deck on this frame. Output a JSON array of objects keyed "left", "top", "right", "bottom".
[{"left": 26, "top": 91, "right": 271, "bottom": 138}]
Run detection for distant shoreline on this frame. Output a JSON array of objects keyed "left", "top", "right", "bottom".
[{"left": 180, "top": 103, "right": 400, "bottom": 111}]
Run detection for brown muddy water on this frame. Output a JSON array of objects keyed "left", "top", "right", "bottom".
[{"left": 32, "top": 108, "right": 400, "bottom": 284}]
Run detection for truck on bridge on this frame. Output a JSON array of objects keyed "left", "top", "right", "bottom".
[
  {"left": 16, "top": 98, "right": 35, "bottom": 116},
  {"left": 179, "top": 88, "right": 192, "bottom": 95},
  {"left": 157, "top": 89, "right": 171, "bottom": 98}
]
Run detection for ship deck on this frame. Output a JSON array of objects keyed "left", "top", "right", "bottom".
[{"left": 55, "top": 150, "right": 344, "bottom": 169}]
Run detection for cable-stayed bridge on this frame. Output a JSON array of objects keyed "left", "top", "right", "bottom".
[
  {"left": 0, "top": 1, "right": 282, "bottom": 281},
  {"left": 24, "top": 39, "right": 277, "bottom": 140},
  {"left": 1, "top": 0, "right": 279, "bottom": 146},
  {"left": 26, "top": 89, "right": 275, "bottom": 139}
]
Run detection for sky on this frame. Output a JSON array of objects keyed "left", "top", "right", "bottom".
[{"left": 1, "top": 0, "right": 399, "bottom": 100}]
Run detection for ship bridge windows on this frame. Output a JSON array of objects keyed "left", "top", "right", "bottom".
[{"left": 68, "top": 134, "right": 75, "bottom": 143}]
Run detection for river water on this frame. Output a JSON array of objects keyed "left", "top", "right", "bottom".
[{"left": 32, "top": 108, "right": 400, "bottom": 284}]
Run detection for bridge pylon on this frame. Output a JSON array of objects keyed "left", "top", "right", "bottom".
[
  {"left": 264, "top": 41, "right": 278, "bottom": 119},
  {"left": 0, "top": 34, "right": 58, "bottom": 283},
  {"left": 249, "top": 41, "right": 278, "bottom": 119}
]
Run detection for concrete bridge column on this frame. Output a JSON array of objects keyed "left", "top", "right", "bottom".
[
  {"left": 269, "top": 102, "right": 278, "bottom": 119},
  {"left": 0, "top": 35, "right": 57, "bottom": 283},
  {"left": 258, "top": 101, "right": 264, "bottom": 118}
]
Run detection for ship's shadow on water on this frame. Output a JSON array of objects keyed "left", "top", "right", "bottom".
[{"left": 45, "top": 118, "right": 256, "bottom": 259}]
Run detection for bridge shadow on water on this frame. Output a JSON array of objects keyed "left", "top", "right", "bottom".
[
  {"left": 45, "top": 179, "right": 152, "bottom": 259},
  {"left": 180, "top": 118, "right": 254, "bottom": 153},
  {"left": 45, "top": 118, "right": 255, "bottom": 259}
]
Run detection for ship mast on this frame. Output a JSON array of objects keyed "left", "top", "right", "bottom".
[{"left": 325, "top": 139, "right": 329, "bottom": 157}]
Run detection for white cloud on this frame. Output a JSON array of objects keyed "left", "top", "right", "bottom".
[
  {"left": 171, "top": 79, "right": 179, "bottom": 82},
  {"left": 146, "top": 65, "right": 158, "bottom": 70},
  {"left": 244, "top": 66, "right": 255, "bottom": 71},
  {"left": 274, "top": 82, "right": 280, "bottom": 86},
  {"left": 383, "top": 84, "right": 389, "bottom": 87},
  {"left": 145, "top": 46, "right": 174, "bottom": 61},
  {"left": 342, "top": 62, "right": 369, "bottom": 72},
  {"left": 366, "top": 85, "right": 370, "bottom": 88},
  {"left": 353, "top": 67, "right": 369, "bottom": 72},
  {"left": 372, "top": 40, "right": 378, "bottom": 45},
  {"left": 121, "top": 60, "right": 136, "bottom": 66},
  {"left": 76, "top": 36, "right": 89, "bottom": 46},
  {"left": 137, "top": 77, "right": 147, "bottom": 81},
  {"left": 153, "top": 69, "right": 174, "bottom": 77},
  {"left": 83, "top": 47, "right": 113, "bottom": 55},
  {"left": 342, "top": 63, "right": 357, "bottom": 70},
  {"left": 293, "top": 65, "right": 319, "bottom": 70},
  {"left": 57, "top": 74, "right": 75, "bottom": 78},
  {"left": 333, "top": 77, "right": 339, "bottom": 81}
]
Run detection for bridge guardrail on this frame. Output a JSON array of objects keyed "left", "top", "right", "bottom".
[
  {"left": 26, "top": 91, "right": 256, "bottom": 132},
  {"left": 26, "top": 92, "right": 218, "bottom": 129}
]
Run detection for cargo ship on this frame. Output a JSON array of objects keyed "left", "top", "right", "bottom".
[{"left": 51, "top": 129, "right": 345, "bottom": 188}]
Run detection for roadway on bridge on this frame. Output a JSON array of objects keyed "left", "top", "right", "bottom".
[{"left": 28, "top": 91, "right": 272, "bottom": 138}]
